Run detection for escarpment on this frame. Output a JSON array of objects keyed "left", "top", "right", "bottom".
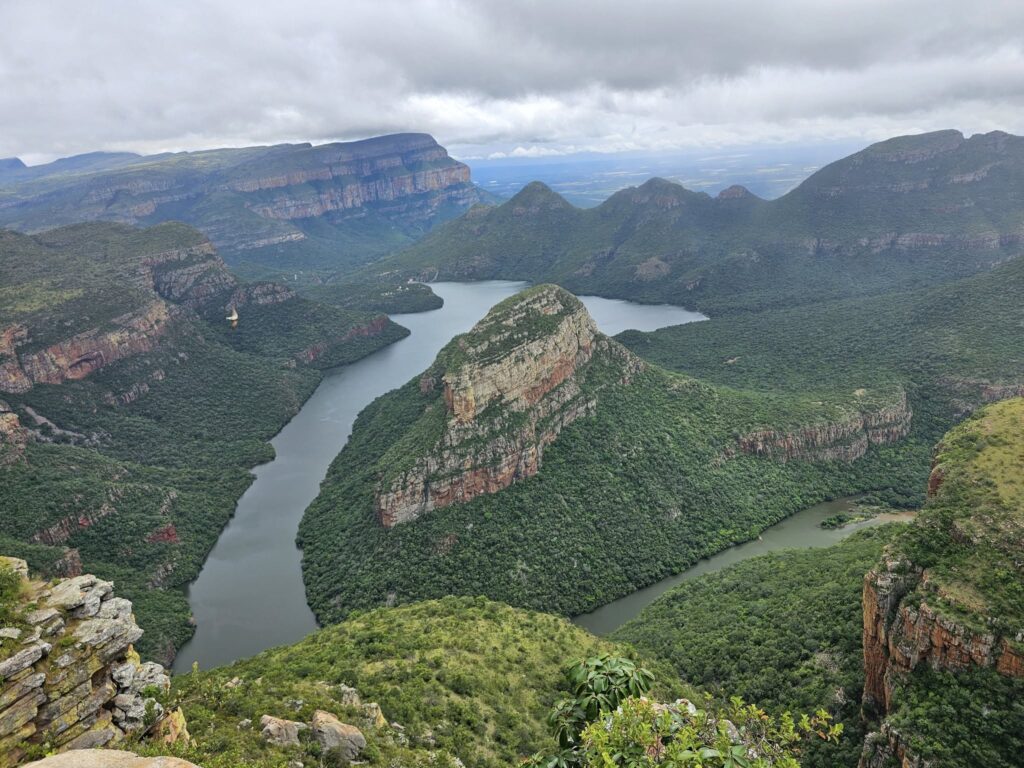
[
  {"left": 858, "top": 398, "right": 1024, "bottom": 767},
  {"left": 734, "top": 389, "right": 912, "bottom": 462},
  {"left": 0, "top": 558, "right": 188, "bottom": 767},
  {"left": 375, "top": 285, "right": 642, "bottom": 527},
  {"left": 0, "top": 134, "right": 487, "bottom": 259}
]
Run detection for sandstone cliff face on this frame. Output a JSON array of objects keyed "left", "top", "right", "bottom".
[
  {"left": 0, "top": 302, "right": 177, "bottom": 395},
  {"left": 0, "top": 134, "right": 484, "bottom": 254},
  {"left": 858, "top": 398, "right": 1024, "bottom": 767},
  {"left": 375, "top": 286, "right": 642, "bottom": 528},
  {"left": 0, "top": 400, "right": 28, "bottom": 463},
  {"left": 0, "top": 559, "right": 187, "bottom": 767},
  {"left": 734, "top": 390, "right": 912, "bottom": 462}
]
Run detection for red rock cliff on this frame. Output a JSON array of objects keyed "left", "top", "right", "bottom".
[{"left": 375, "top": 285, "right": 642, "bottom": 528}]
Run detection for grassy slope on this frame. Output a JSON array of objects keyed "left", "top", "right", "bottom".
[
  {"left": 0, "top": 222, "right": 407, "bottom": 659},
  {"left": 384, "top": 131, "right": 1024, "bottom": 314},
  {"left": 152, "top": 598, "right": 682, "bottom": 768},
  {"left": 613, "top": 526, "right": 898, "bottom": 768}
]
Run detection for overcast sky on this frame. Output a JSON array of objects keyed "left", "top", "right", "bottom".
[{"left": 3, "top": 0, "right": 1024, "bottom": 163}]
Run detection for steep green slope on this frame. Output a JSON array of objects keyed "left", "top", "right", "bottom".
[
  {"left": 153, "top": 598, "right": 682, "bottom": 768},
  {"left": 384, "top": 130, "right": 1024, "bottom": 314},
  {"left": 614, "top": 526, "right": 899, "bottom": 768},
  {"left": 0, "top": 222, "right": 407, "bottom": 660},
  {"left": 858, "top": 398, "right": 1024, "bottom": 767},
  {"left": 299, "top": 285, "right": 925, "bottom": 627}
]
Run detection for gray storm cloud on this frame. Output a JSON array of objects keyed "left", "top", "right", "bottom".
[{"left": 2, "top": 0, "right": 1023, "bottom": 160}]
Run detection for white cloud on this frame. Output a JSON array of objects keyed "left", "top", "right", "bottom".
[{"left": 1, "top": 0, "right": 1023, "bottom": 160}]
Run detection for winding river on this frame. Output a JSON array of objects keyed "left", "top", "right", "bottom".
[
  {"left": 173, "top": 281, "right": 706, "bottom": 672},
  {"left": 572, "top": 500, "right": 914, "bottom": 635}
]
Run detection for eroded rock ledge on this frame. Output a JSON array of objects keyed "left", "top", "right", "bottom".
[
  {"left": 375, "top": 285, "right": 642, "bottom": 528},
  {"left": 0, "top": 558, "right": 187, "bottom": 767},
  {"left": 733, "top": 389, "right": 912, "bottom": 462}
]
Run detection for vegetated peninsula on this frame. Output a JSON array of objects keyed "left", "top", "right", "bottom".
[
  {"left": 0, "top": 134, "right": 491, "bottom": 279},
  {"left": 0, "top": 221, "right": 407, "bottom": 661},
  {"left": 298, "top": 284, "right": 923, "bottom": 624},
  {"left": 383, "top": 130, "right": 1024, "bottom": 314}
]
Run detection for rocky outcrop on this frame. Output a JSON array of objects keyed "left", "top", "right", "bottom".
[
  {"left": 0, "top": 400, "right": 28, "bottom": 462},
  {"left": 311, "top": 710, "right": 366, "bottom": 760},
  {"left": 0, "top": 561, "right": 186, "bottom": 767},
  {"left": 258, "top": 714, "right": 307, "bottom": 747},
  {"left": 376, "top": 285, "right": 643, "bottom": 527},
  {"left": 734, "top": 390, "right": 912, "bottom": 462},
  {"left": 858, "top": 398, "right": 1024, "bottom": 767},
  {"left": 143, "top": 243, "right": 233, "bottom": 308},
  {"left": 0, "top": 302, "right": 176, "bottom": 395}
]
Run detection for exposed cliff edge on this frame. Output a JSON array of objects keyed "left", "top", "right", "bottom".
[
  {"left": 0, "top": 557, "right": 188, "bottom": 767},
  {"left": 0, "top": 134, "right": 488, "bottom": 266},
  {"left": 733, "top": 389, "right": 912, "bottom": 463},
  {"left": 375, "top": 285, "right": 643, "bottom": 527},
  {"left": 859, "top": 398, "right": 1024, "bottom": 767}
]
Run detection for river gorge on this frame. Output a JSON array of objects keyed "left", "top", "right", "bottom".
[{"left": 173, "top": 281, "right": 706, "bottom": 671}]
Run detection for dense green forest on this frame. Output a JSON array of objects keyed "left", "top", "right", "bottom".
[
  {"left": 299, "top": 288, "right": 928, "bottom": 626},
  {"left": 380, "top": 130, "right": 1024, "bottom": 314},
  {"left": 0, "top": 222, "right": 408, "bottom": 660},
  {"left": 614, "top": 526, "right": 898, "bottom": 768}
]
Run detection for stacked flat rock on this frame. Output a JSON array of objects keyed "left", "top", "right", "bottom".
[{"left": 0, "top": 559, "right": 183, "bottom": 768}]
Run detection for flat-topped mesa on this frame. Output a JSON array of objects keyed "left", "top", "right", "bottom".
[{"left": 375, "top": 285, "right": 639, "bottom": 528}]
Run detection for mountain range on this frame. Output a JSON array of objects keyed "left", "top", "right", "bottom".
[
  {"left": 0, "top": 134, "right": 490, "bottom": 280},
  {"left": 385, "top": 130, "right": 1024, "bottom": 314}
]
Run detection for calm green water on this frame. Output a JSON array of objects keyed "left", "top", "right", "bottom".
[
  {"left": 572, "top": 499, "right": 911, "bottom": 635},
  {"left": 173, "top": 282, "right": 705, "bottom": 672}
]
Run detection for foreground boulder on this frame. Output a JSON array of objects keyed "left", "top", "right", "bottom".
[
  {"left": 24, "top": 751, "right": 199, "bottom": 767},
  {"left": 259, "top": 714, "right": 307, "bottom": 747},
  {"left": 311, "top": 709, "right": 366, "bottom": 760}
]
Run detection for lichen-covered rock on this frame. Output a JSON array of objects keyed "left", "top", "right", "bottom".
[
  {"left": 0, "top": 564, "right": 184, "bottom": 768},
  {"left": 259, "top": 714, "right": 308, "bottom": 747},
  {"left": 311, "top": 710, "right": 366, "bottom": 759}
]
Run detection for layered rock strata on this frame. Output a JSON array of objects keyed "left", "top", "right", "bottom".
[
  {"left": 376, "top": 285, "right": 642, "bottom": 527},
  {"left": 858, "top": 398, "right": 1024, "bottom": 767},
  {"left": 0, "top": 560, "right": 186, "bottom": 767},
  {"left": 733, "top": 390, "right": 912, "bottom": 462}
]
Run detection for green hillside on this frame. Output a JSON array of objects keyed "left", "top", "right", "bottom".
[
  {"left": 149, "top": 598, "right": 683, "bottom": 768},
  {"left": 614, "top": 526, "right": 898, "bottom": 768},
  {"left": 384, "top": 130, "right": 1024, "bottom": 314}
]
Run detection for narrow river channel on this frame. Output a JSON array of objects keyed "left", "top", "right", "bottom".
[{"left": 173, "top": 281, "right": 706, "bottom": 672}]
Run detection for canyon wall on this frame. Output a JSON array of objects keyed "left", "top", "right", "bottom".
[
  {"left": 733, "top": 390, "right": 912, "bottom": 462},
  {"left": 858, "top": 398, "right": 1024, "bottom": 767},
  {"left": 0, "top": 558, "right": 187, "bottom": 767},
  {"left": 0, "top": 134, "right": 486, "bottom": 255},
  {"left": 375, "top": 285, "right": 643, "bottom": 528}
]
